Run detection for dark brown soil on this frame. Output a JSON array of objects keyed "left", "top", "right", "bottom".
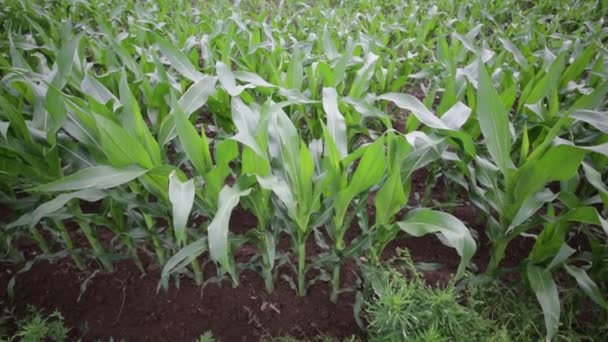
[
  {"left": 0, "top": 170, "right": 538, "bottom": 342},
  {"left": 0, "top": 259, "right": 360, "bottom": 342}
]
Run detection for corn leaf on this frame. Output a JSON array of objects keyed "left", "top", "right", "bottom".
[
  {"left": 208, "top": 185, "right": 251, "bottom": 283},
  {"left": 322, "top": 87, "right": 347, "bottom": 158},
  {"left": 477, "top": 63, "right": 513, "bottom": 174},
  {"left": 527, "top": 264, "right": 560, "bottom": 341},
  {"left": 8, "top": 189, "right": 107, "bottom": 228},
  {"left": 397, "top": 209, "right": 476, "bottom": 279},
  {"left": 168, "top": 171, "right": 195, "bottom": 246},
  {"left": 30, "top": 165, "right": 147, "bottom": 192}
]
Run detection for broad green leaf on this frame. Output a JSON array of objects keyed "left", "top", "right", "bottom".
[
  {"left": 242, "top": 146, "right": 270, "bottom": 176},
  {"left": 161, "top": 237, "right": 207, "bottom": 286},
  {"left": 118, "top": 70, "right": 161, "bottom": 166},
  {"left": 208, "top": 185, "right": 251, "bottom": 282},
  {"left": 349, "top": 52, "right": 378, "bottom": 99},
  {"left": 545, "top": 243, "right": 576, "bottom": 270},
  {"left": 95, "top": 115, "right": 155, "bottom": 169},
  {"left": 45, "top": 85, "right": 67, "bottom": 136},
  {"left": 52, "top": 35, "right": 81, "bottom": 88},
  {"left": 173, "top": 101, "right": 212, "bottom": 176},
  {"left": 440, "top": 101, "right": 471, "bottom": 130},
  {"left": 0, "top": 121, "right": 9, "bottom": 139},
  {"left": 397, "top": 209, "right": 476, "bottom": 279},
  {"left": 168, "top": 171, "right": 195, "bottom": 246},
  {"left": 347, "top": 139, "right": 385, "bottom": 196},
  {"left": 554, "top": 138, "right": 608, "bottom": 158},
  {"left": 203, "top": 139, "right": 239, "bottom": 210},
  {"left": 561, "top": 45, "right": 595, "bottom": 87},
  {"left": 498, "top": 38, "right": 528, "bottom": 67},
  {"left": 515, "top": 145, "right": 585, "bottom": 201},
  {"left": 563, "top": 206, "right": 602, "bottom": 225},
  {"left": 231, "top": 97, "right": 264, "bottom": 156},
  {"left": 216, "top": 61, "right": 254, "bottom": 96},
  {"left": 0, "top": 94, "right": 33, "bottom": 144},
  {"left": 322, "top": 25, "right": 338, "bottom": 60},
  {"left": 477, "top": 63, "right": 513, "bottom": 174},
  {"left": 508, "top": 189, "right": 557, "bottom": 231},
  {"left": 374, "top": 171, "right": 406, "bottom": 226},
  {"left": 377, "top": 93, "right": 449, "bottom": 130},
  {"left": 582, "top": 163, "right": 608, "bottom": 196},
  {"left": 156, "top": 35, "right": 204, "bottom": 82},
  {"left": 564, "top": 265, "right": 608, "bottom": 309},
  {"left": 234, "top": 71, "right": 276, "bottom": 88},
  {"left": 527, "top": 264, "right": 560, "bottom": 340},
  {"left": 178, "top": 76, "right": 218, "bottom": 115},
  {"left": 8, "top": 189, "right": 107, "bottom": 228},
  {"left": 157, "top": 76, "right": 217, "bottom": 146},
  {"left": 81, "top": 73, "right": 118, "bottom": 107},
  {"left": 286, "top": 46, "right": 303, "bottom": 91},
  {"left": 526, "top": 54, "right": 565, "bottom": 104},
  {"left": 572, "top": 110, "right": 608, "bottom": 134},
  {"left": 322, "top": 87, "right": 347, "bottom": 158},
  {"left": 30, "top": 165, "right": 147, "bottom": 192}
]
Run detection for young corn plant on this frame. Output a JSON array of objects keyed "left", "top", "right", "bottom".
[
  {"left": 257, "top": 101, "right": 324, "bottom": 297},
  {"left": 459, "top": 62, "right": 608, "bottom": 339}
]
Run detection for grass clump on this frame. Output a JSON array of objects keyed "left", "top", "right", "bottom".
[
  {"left": 466, "top": 279, "right": 608, "bottom": 341},
  {"left": 362, "top": 253, "right": 496, "bottom": 341},
  {"left": 0, "top": 305, "right": 69, "bottom": 342}
]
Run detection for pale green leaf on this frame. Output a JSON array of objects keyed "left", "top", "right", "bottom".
[{"left": 30, "top": 165, "right": 147, "bottom": 192}]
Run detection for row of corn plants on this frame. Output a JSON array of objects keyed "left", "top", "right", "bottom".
[{"left": 1, "top": 0, "right": 607, "bottom": 339}]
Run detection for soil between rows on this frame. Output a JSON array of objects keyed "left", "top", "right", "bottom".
[{"left": 0, "top": 172, "right": 533, "bottom": 341}]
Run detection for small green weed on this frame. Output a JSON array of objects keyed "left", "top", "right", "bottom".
[
  {"left": 362, "top": 253, "right": 495, "bottom": 341},
  {"left": 0, "top": 305, "right": 69, "bottom": 342}
]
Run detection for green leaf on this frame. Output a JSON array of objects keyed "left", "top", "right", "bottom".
[
  {"left": 347, "top": 138, "right": 385, "bottom": 196},
  {"left": 203, "top": 139, "right": 239, "bottom": 210},
  {"left": 178, "top": 75, "right": 217, "bottom": 115},
  {"left": 158, "top": 76, "right": 218, "bottom": 146},
  {"left": 95, "top": 115, "right": 155, "bottom": 169},
  {"left": 440, "top": 101, "right": 471, "bottom": 130},
  {"left": 168, "top": 171, "right": 195, "bottom": 246},
  {"left": 52, "top": 35, "right": 81, "bottom": 88},
  {"left": 322, "top": 87, "right": 348, "bottom": 158},
  {"left": 515, "top": 145, "right": 585, "bottom": 201},
  {"left": 498, "top": 38, "right": 528, "bottom": 67},
  {"left": 527, "top": 264, "right": 560, "bottom": 340},
  {"left": 162, "top": 237, "right": 208, "bottom": 287},
  {"left": 374, "top": 171, "right": 407, "bottom": 226},
  {"left": 172, "top": 100, "right": 212, "bottom": 176},
  {"left": 561, "top": 45, "right": 595, "bottom": 87},
  {"left": 349, "top": 52, "right": 378, "bottom": 99},
  {"left": 45, "top": 85, "right": 67, "bottom": 136},
  {"left": 0, "top": 121, "right": 9, "bottom": 139},
  {"left": 81, "top": 73, "right": 118, "bottom": 107},
  {"left": 477, "top": 63, "right": 513, "bottom": 174},
  {"left": 118, "top": 70, "right": 161, "bottom": 166},
  {"left": 377, "top": 93, "right": 449, "bottom": 130},
  {"left": 508, "top": 189, "right": 557, "bottom": 231},
  {"left": 208, "top": 185, "right": 251, "bottom": 283},
  {"left": 564, "top": 265, "right": 608, "bottom": 309},
  {"left": 8, "top": 189, "right": 107, "bottom": 228},
  {"left": 285, "top": 46, "right": 303, "bottom": 91},
  {"left": 30, "top": 165, "right": 147, "bottom": 192},
  {"left": 397, "top": 209, "right": 476, "bottom": 279},
  {"left": 216, "top": 61, "right": 254, "bottom": 96},
  {"left": 582, "top": 162, "right": 608, "bottom": 196},
  {"left": 526, "top": 54, "right": 565, "bottom": 104},
  {"left": 572, "top": 110, "right": 608, "bottom": 134},
  {"left": 156, "top": 35, "right": 204, "bottom": 82},
  {"left": 231, "top": 97, "right": 264, "bottom": 156},
  {"left": 322, "top": 25, "right": 338, "bottom": 60}
]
